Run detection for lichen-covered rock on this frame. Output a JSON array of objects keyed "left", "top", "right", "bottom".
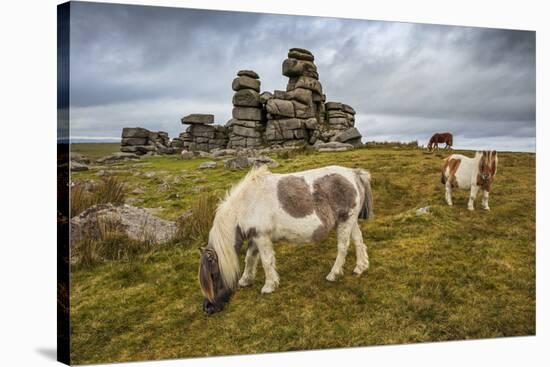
[
  {"left": 342, "top": 104, "right": 356, "bottom": 115},
  {"left": 232, "top": 107, "right": 262, "bottom": 121},
  {"left": 97, "top": 152, "right": 140, "bottom": 163},
  {"left": 282, "top": 58, "right": 318, "bottom": 78},
  {"left": 181, "top": 114, "right": 214, "bottom": 124},
  {"left": 266, "top": 99, "right": 295, "bottom": 118},
  {"left": 314, "top": 141, "right": 354, "bottom": 152},
  {"left": 232, "top": 76, "right": 260, "bottom": 92},
  {"left": 333, "top": 127, "right": 362, "bottom": 146},
  {"left": 70, "top": 204, "right": 177, "bottom": 244},
  {"left": 259, "top": 91, "right": 274, "bottom": 104},
  {"left": 232, "top": 89, "right": 261, "bottom": 107},
  {"left": 237, "top": 70, "right": 259, "bottom": 79},
  {"left": 71, "top": 161, "right": 89, "bottom": 172},
  {"left": 224, "top": 155, "right": 279, "bottom": 169},
  {"left": 232, "top": 125, "right": 262, "bottom": 138},
  {"left": 198, "top": 161, "right": 217, "bottom": 169},
  {"left": 121, "top": 137, "right": 148, "bottom": 146},
  {"left": 286, "top": 88, "right": 313, "bottom": 105},
  {"left": 289, "top": 76, "right": 323, "bottom": 95},
  {"left": 292, "top": 100, "right": 315, "bottom": 119},
  {"left": 288, "top": 47, "right": 314, "bottom": 61},
  {"left": 180, "top": 150, "right": 194, "bottom": 160},
  {"left": 122, "top": 127, "right": 150, "bottom": 138},
  {"left": 325, "top": 102, "right": 343, "bottom": 111}
]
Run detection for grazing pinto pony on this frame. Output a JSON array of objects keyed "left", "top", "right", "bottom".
[
  {"left": 428, "top": 132, "right": 453, "bottom": 151},
  {"left": 198, "top": 165, "right": 374, "bottom": 314},
  {"left": 441, "top": 150, "right": 498, "bottom": 211}
]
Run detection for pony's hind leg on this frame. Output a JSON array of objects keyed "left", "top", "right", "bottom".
[
  {"left": 351, "top": 221, "right": 369, "bottom": 275},
  {"left": 326, "top": 220, "right": 354, "bottom": 282},
  {"left": 256, "top": 236, "right": 280, "bottom": 294},
  {"left": 445, "top": 181, "right": 453, "bottom": 206},
  {"left": 238, "top": 241, "right": 260, "bottom": 287}
]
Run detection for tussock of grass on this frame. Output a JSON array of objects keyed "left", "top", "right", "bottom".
[
  {"left": 71, "top": 214, "right": 155, "bottom": 268},
  {"left": 71, "top": 176, "right": 127, "bottom": 217},
  {"left": 69, "top": 145, "right": 535, "bottom": 364},
  {"left": 174, "top": 191, "right": 220, "bottom": 247}
]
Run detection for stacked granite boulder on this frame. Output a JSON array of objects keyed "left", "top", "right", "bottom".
[
  {"left": 320, "top": 102, "right": 362, "bottom": 146},
  {"left": 226, "top": 70, "right": 264, "bottom": 149},
  {"left": 120, "top": 127, "right": 174, "bottom": 155},
  {"left": 180, "top": 114, "right": 228, "bottom": 152},
  {"left": 264, "top": 48, "right": 324, "bottom": 146}
]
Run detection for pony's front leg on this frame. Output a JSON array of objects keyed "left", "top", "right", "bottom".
[
  {"left": 468, "top": 185, "right": 479, "bottom": 211},
  {"left": 326, "top": 221, "right": 353, "bottom": 282},
  {"left": 351, "top": 221, "right": 369, "bottom": 275},
  {"left": 445, "top": 181, "right": 453, "bottom": 206},
  {"left": 238, "top": 241, "right": 260, "bottom": 287},
  {"left": 256, "top": 236, "right": 279, "bottom": 294},
  {"left": 481, "top": 190, "right": 490, "bottom": 210}
]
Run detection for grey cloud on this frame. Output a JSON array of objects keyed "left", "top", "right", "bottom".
[{"left": 68, "top": 2, "right": 535, "bottom": 151}]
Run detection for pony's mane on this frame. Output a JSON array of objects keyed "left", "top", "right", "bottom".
[
  {"left": 210, "top": 165, "right": 272, "bottom": 289},
  {"left": 218, "top": 165, "right": 271, "bottom": 211}
]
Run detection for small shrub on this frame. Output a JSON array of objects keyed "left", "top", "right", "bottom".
[
  {"left": 70, "top": 184, "right": 94, "bottom": 218},
  {"left": 72, "top": 239, "right": 104, "bottom": 268},
  {"left": 96, "top": 176, "right": 127, "bottom": 204}
]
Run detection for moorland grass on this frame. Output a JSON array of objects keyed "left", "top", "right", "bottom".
[{"left": 70, "top": 145, "right": 535, "bottom": 364}]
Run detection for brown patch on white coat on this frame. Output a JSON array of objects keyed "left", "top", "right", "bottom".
[
  {"left": 277, "top": 171, "right": 372, "bottom": 243},
  {"left": 441, "top": 157, "right": 461, "bottom": 188}
]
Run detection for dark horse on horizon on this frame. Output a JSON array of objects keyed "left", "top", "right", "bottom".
[{"left": 427, "top": 132, "right": 453, "bottom": 152}]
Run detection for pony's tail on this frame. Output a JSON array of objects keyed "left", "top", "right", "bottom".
[{"left": 356, "top": 169, "right": 374, "bottom": 220}]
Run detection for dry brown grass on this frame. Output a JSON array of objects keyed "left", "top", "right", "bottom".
[
  {"left": 71, "top": 176, "right": 127, "bottom": 217},
  {"left": 175, "top": 191, "right": 220, "bottom": 247}
]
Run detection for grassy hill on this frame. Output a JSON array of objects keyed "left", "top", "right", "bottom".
[{"left": 69, "top": 144, "right": 536, "bottom": 364}]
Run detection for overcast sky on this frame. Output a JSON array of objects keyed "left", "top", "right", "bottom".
[{"left": 68, "top": 2, "right": 536, "bottom": 152}]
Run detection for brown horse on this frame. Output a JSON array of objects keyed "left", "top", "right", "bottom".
[{"left": 428, "top": 132, "right": 453, "bottom": 151}]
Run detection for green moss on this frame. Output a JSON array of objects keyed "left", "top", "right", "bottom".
[{"left": 70, "top": 146, "right": 535, "bottom": 364}]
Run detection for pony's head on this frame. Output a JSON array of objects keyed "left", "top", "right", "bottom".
[
  {"left": 198, "top": 246, "right": 234, "bottom": 315},
  {"left": 477, "top": 150, "right": 498, "bottom": 191}
]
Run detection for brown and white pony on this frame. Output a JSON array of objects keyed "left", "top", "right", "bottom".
[
  {"left": 441, "top": 150, "right": 498, "bottom": 211},
  {"left": 198, "top": 165, "right": 374, "bottom": 314},
  {"left": 428, "top": 132, "right": 453, "bottom": 151}
]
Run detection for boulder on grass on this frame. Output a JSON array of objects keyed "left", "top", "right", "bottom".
[
  {"left": 333, "top": 127, "right": 362, "bottom": 145},
  {"left": 314, "top": 141, "right": 354, "bottom": 152},
  {"left": 70, "top": 203, "right": 177, "bottom": 244}
]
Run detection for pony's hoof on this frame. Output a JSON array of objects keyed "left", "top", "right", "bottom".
[
  {"left": 326, "top": 273, "right": 338, "bottom": 282},
  {"left": 483, "top": 206, "right": 490, "bottom": 211},
  {"left": 468, "top": 206, "right": 474, "bottom": 211},
  {"left": 353, "top": 262, "right": 369, "bottom": 275},
  {"left": 238, "top": 277, "right": 253, "bottom": 287},
  {"left": 261, "top": 284, "right": 276, "bottom": 294}
]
